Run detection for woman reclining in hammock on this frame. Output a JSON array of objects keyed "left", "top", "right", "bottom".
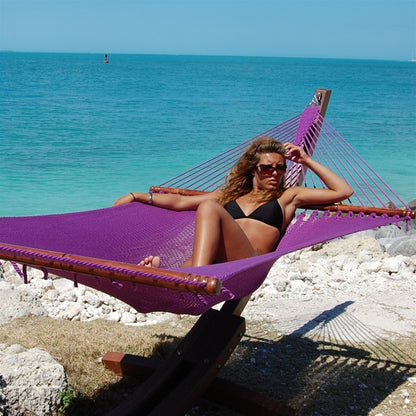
[{"left": 113, "top": 137, "right": 353, "bottom": 268}]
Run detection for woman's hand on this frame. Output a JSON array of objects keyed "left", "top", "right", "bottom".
[
  {"left": 113, "top": 193, "right": 135, "bottom": 206},
  {"left": 283, "top": 142, "right": 312, "bottom": 166},
  {"left": 281, "top": 142, "right": 353, "bottom": 208}
]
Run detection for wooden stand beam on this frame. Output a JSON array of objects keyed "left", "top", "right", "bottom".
[
  {"left": 103, "top": 299, "right": 294, "bottom": 416},
  {"left": 103, "top": 351, "right": 294, "bottom": 416},
  {"left": 312, "top": 88, "right": 331, "bottom": 117},
  {"left": 106, "top": 307, "right": 245, "bottom": 416}
]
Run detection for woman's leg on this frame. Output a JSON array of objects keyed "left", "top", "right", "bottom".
[{"left": 189, "top": 200, "right": 256, "bottom": 267}]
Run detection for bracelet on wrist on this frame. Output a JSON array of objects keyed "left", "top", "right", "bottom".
[
  {"left": 130, "top": 192, "right": 137, "bottom": 202},
  {"left": 148, "top": 192, "right": 153, "bottom": 205}
]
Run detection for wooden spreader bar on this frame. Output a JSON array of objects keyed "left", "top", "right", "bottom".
[
  {"left": 150, "top": 186, "right": 208, "bottom": 196},
  {"left": 0, "top": 242, "right": 221, "bottom": 296},
  {"left": 306, "top": 204, "right": 415, "bottom": 219}
]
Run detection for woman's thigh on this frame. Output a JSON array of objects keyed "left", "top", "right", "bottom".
[{"left": 212, "top": 205, "right": 257, "bottom": 263}]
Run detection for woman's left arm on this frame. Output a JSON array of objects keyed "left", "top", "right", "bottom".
[{"left": 284, "top": 142, "right": 354, "bottom": 207}]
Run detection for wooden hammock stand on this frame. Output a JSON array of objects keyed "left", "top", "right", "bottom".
[
  {"left": 101, "top": 90, "right": 331, "bottom": 416},
  {"left": 103, "top": 297, "right": 294, "bottom": 416},
  {"left": 100, "top": 88, "right": 414, "bottom": 415}
]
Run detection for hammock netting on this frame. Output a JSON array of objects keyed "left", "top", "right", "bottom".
[{"left": 0, "top": 105, "right": 414, "bottom": 315}]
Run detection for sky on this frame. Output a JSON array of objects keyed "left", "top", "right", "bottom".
[{"left": 0, "top": 0, "right": 415, "bottom": 60}]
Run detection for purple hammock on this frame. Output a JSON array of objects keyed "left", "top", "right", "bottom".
[{"left": 0, "top": 98, "right": 414, "bottom": 316}]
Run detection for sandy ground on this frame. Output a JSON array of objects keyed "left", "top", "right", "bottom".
[{"left": 244, "top": 231, "right": 416, "bottom": 341}]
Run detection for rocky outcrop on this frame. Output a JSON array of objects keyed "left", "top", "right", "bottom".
[{"left": 0, "top": 344, "right": 68, "bottom": 416}]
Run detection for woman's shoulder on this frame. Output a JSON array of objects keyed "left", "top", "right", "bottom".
[
  {"left": 278, "top": 185, "right": 310, "bottom": 208},
  {"left": 279, "top": 186, "right": 299, "bottom": 201}
]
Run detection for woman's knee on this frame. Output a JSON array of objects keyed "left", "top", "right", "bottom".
[{"left": 196, "top": 199, "right": 223, "bottom": 217}]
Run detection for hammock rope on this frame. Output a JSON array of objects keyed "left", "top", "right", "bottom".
[{"left": 160, "top": 108, "right": 412, "bottom": 215}]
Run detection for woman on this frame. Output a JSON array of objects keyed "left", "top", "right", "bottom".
[{"left": 113, "top": 137, "right": 353, "bottom": 268}]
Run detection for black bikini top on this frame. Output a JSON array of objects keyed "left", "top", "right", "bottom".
[{"left": 223, "top": 198, "right": 284, "bottom": 231}]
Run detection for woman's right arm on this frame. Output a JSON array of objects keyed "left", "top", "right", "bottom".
[{"left": 113, "top": 190, "right": 222, "bottom": 211}]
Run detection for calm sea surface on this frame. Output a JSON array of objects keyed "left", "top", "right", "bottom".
[{"left": 1, "top": 52, "right": 415, "bottom": 216}]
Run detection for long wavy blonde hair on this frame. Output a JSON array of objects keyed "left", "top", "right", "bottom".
[{"left": 218, "top": 137, "right": 287, "bottom": 206}]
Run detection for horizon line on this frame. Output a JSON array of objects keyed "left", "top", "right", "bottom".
[{"left": 0, "top": 50, "right": 411, "bottom": 63}]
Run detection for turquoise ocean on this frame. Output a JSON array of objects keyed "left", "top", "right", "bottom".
[{"left": 1, "top": 52, "right": 415, "bottom": 217}]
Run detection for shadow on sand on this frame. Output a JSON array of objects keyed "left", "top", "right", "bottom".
[
  {"left": 226, "top": 301, "right": 416, "bottom": 415},
  {"left": 65, "top": 301, "right": 416, "bottom": 416}
]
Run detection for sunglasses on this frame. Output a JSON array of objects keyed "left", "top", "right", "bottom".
[{"left": 257, "top": 164, "right": 287, "bottom": 176}]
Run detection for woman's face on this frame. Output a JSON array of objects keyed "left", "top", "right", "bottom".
[{"left": 252, "top": 152, "right": 286, "bottom": 190}]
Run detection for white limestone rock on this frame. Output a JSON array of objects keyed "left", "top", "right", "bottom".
[{"left": 0, "top": 344, "right": 68, "bottom": 416}]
